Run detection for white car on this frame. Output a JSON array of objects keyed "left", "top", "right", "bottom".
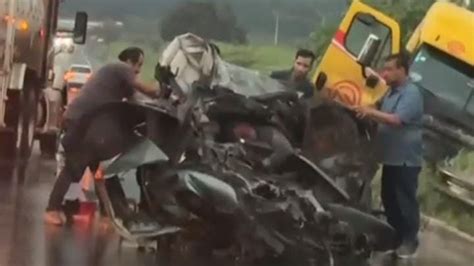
[
  {"left": 64, "top": 64, "right": 92, "bottom": 86},
  {"left": 64, "top": 64, "right": 92, "bottom": 105}
]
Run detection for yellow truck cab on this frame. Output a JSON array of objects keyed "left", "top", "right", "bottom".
[
  {"left": 314, "top": 0, "right": 474, "bottom": 160},
  {"left": 406, "top": 2, "right": 474, "bottom": 158},
  {"left": 312, "top": 0, "right": 401, "bottom": 107}
]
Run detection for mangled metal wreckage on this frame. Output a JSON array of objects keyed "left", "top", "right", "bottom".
[{"left": 91, "top": 33, "right": 394, "bottom": 265}]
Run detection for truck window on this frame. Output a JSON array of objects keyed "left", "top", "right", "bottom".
[
  {"left": 410, "top": 45, "right": 474, "bottom": 110},
  {"left": 345, "top": 13, "right": 392, "bottom": 69}
]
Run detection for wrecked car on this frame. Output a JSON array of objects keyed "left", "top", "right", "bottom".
[
  {"left": 159, "top": 33, "right": 379, "bottom": 210},
  {"left": 81, "top": 33, "right": 397, "bottom": 265},
  {"left": 93, "top": 82, "right": 394, "bottom": 265}
]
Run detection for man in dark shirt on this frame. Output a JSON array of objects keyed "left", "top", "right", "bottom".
[
  {"left": 270, "top": 49, "right": 316, "bottom": 98},
  {"left": 44, "top": 47, "right": 161, "bottom": 225}
]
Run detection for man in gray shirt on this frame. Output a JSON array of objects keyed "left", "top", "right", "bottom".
[
  {"left": 45, "top": 47, "right": 161, "bottom": 225},
  {"left": 354, "top": 53, "right": 423, "bottom": 258}
]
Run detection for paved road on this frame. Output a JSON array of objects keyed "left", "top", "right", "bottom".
[{"left": 0, "top": 146, "right": 472, "bottom": 266}]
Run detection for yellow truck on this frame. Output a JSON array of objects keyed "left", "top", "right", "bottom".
[{"left": 313, "top": 0, "right": 474, "bottom": 160}]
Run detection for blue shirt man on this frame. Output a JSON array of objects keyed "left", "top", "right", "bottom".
[
  {"left": 378, "top": 81, "right": 423, "bottom": 167},
  {"left": 354, "top": 53, "right": 423, "bottom": 258}
]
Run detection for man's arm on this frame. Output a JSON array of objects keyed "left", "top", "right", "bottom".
[
  {"left": 354, "top": 86, "right": 423, "bottom": 127},
  {"left": 133, "top": 79, "right": 161, "bottom": 98},
  {"left": 357, "top": 108, "right": 402, "bottom": 126}
]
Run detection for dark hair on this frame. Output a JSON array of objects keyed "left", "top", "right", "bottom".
[
  {"left": 385, "top": 52, "right": 410, "bottom": 74},
  {"left": 118, "top": 47, "right": 144, "bottom": 63},
  {"left": 295, "top": 49, "right": 316, "bottom": 64}
]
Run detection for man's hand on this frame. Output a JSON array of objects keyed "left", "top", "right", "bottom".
[
  {"left": 352, "top": 104, "right": 402, "bottom": 126},
  {"left": 154, "top": 63, "right": 176, "bottom": 85},
  {"left": 352, "top": 105, "right": 375, "bottom": 119},
  {"left": 133, "top": 79, "right": 161, "bottom": 99}
]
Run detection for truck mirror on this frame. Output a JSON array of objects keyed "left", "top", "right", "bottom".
[
  {"left": 73, "top": 12, "right": 88, "bottom": 44},
  {"left": 366, "top": 74, "right": 379, "bottom": 88},
  {"left": 315, "top": 72, "right": 327, "bottom": 91},
  {"left": 357, "top": 34, "right": 381, "bottom": 67}
]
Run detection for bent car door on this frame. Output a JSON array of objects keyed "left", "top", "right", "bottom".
[{"left": 313, "top": 0, "right": 401, "bottom": 107}]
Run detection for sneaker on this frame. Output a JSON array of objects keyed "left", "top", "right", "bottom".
[
  {"left": 395, "top": 240, "right": 419, "bottom": 259},
  {"left": 44, "top": 211, "right": 66, "bottom": 226},
  {"left": 382, "top": 249, "right": 396, "bottom": 255},
  {"left": 382, "top": 236, "right": 402, "bottom": 255}
]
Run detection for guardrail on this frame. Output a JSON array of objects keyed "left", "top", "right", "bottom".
[{"left": 435, "top": 165, "right": 474, "bottom": 209}]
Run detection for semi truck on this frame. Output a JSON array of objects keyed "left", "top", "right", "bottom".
[
  {"left": 0, "top": 0, "right": 88, "bottom": 160},
  {"left": 313, "top": 0, "right": 474, "bottom": 161}
]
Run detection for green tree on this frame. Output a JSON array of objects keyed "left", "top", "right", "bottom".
[
  {"left": 364, "top": 0, "right": 434, "bottom": 42},
  {"left": 310, "top": 25, "right": 338, "bottom": 59},
  {"left": 160, "top": 1, "right": 248, "bottom": 44}
]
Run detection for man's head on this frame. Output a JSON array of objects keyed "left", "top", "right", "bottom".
[
  {"left": 293, "top": 49, "right": 316, "bottom": 80},
  {"left": 118, "top": 47, "right": 144, "bottom": 75},
  {"left": 382, "top": 52, "right": 410, "bottom": 87}
]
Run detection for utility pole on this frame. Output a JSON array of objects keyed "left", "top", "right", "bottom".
[{"left": 274, "top": 10, "right": 280, "bottom": 46}]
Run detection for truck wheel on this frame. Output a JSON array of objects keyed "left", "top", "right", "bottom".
[
  {"left": 0, "top": 100, "right": 36, "bottom": 160},
  {"left": 39, "top": 133, "right": 58, "bottom": 158},
  {"left": 16, "top": 73, "right": 38, "bottom": 159},
  {"left": 0, "top": 70, "right": 37, "bottom": 160},
  {"left": 16, "top": 88, "right": 36, "bottom": 159}
]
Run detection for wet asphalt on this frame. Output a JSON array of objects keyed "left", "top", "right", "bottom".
[{"left": 0, "top": 145, "right": 472, "bottom": 266}]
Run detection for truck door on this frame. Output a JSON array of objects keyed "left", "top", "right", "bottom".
[{"left": 313, "top": 0, "right": 401, "bottom": 107}]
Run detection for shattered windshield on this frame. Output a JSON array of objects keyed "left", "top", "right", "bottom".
[
  {"left": 410, "top": 45, "right": 474, "bottom": 110},
  {"left": 214, "top": 61, "right": 291, "bottom": 97}
]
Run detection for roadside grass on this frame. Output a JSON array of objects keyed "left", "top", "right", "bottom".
[
  {"left": 216, "top": 42, "right": 295, "bottom": 74},
  {"left": 101, "top": 40, "right": 295, "bottom": 80},
  {"left": 444, "top": 149, "right": 474, "bottom": 180}
]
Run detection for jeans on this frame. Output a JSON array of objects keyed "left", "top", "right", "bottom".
[
  {"left": 381, "top": 165, "right": 421, "bottom": 244},
  {"left": 47, "top": 119, "right": 99, "bottom": 211},
  {"left": 47, "top": 112, "right": 138, "bottom": 212}
]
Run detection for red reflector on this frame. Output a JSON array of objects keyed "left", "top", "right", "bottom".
[
  {"left": 334, "top": 29, "right": 346, "bottom": 45},
  {"left": 79, "top": 201, "right": 97, "bottom": 217}
]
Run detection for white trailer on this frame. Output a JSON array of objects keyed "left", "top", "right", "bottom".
[{"left": 0, "top": 0, "right": 87, "bottom": 159}]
